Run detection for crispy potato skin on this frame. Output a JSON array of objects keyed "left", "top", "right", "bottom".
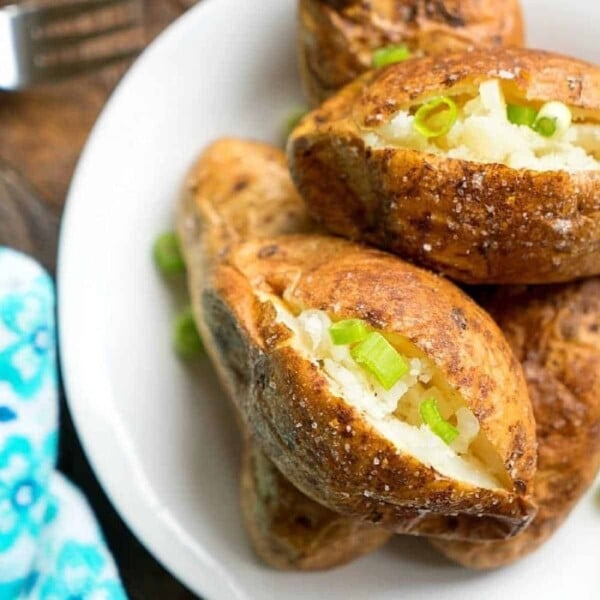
[
  {"left": 241, "top": 439, "right": 390, "bottom": 570},
  {"left": 178, "top": 138, "right": 390, "bottom": 570},
  {"left": 180, "top": 138, "right": 314, "bottom": 270},
  {"left": 288, "top": 48, "right": 600, "bottom": 284},
  {"left": 432, "top": 279, "right": 600, "bottom": 568},
  {"left": 353, "top": 48, "right": 600, "bottom": 120},
  {"left": 298, "top": 0, "right": 524, "bottom": 104},
  {"left": 202, "top": 233, "right": 537, "bottom": 539}
]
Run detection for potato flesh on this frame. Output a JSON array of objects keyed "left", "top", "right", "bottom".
[
  {"left": 270, "top": 301, "right": 501, "bottom": 489},
  {"left": 365, "top": 79, "right": 600, "bottom": 172}
]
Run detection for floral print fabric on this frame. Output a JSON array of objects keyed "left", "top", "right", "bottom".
[{"left": 0, "top": 248, "right": 126, "bottom": 599}]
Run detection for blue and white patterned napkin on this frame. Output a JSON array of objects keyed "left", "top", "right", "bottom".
[{"left": 0, "top": 247, "right": 126, "bottom": 600}]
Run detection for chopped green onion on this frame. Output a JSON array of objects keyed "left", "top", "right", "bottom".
[
  {"left": 420, "top": 398, "right": 459, "bottom": 445},
  {"left": 153, "top": 232, "right": 185, "bottom": 276},
  {"left": 350, "top": 332, "right": 408, "bottom": 390},
  {"left": 506, "top": 104, "right": 537, "bottom": 127},
  {"left": 533, "top": 116, "right": 557, "bottom": 138},
  {"left": 173, "top": 308, "right": 204, "bottom": 359},
  {"left": 329, "top": 319, "right": 369, "bottom": 345},
  {"left": 534, "top": 101, "right": 572, "bottom": 138},
  {"left": 372, "top": 45, "right": 412, "bottom": 68},
  {"left": 284, "top": 108, "right": 309, "bottom": 138},
  {"left": 413, "top": 96, "right": 458, "bottom": 138},
  {"left": 507, "top": 101, "right": 571, "bottom": 139}
]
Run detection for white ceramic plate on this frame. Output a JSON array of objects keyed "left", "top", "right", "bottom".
[{"left": 58, "top": 1, "right": 600, "bottom": 598}]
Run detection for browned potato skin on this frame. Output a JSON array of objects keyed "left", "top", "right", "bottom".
[
  {"left": 241, "top": 438, "right": 390, "bottom": 570},
  {"left": 432, "top": 279, "right": 600, "bottom": 568},
  {"left": 179, "top": 137, "right": 314, "bottom": 278},
  {"left": 197, "top": 244, "right": 537, "bottom": 539},
  {"left": 178, "top": 138, "right": 390, "bottom": 570},
  {"left": 179, "top": 138, "right": 537, "bottom": 547},
  {"left": 288, "top": 48, "right": 600, "bottom": 284},
  {"left": 299, "top": 0, "right": 524, "bottom": 105}
]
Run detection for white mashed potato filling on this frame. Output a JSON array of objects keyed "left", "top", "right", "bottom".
[
  {"left": 364, "top": 79, "right": 600, "bottom": 172},
  {"left": 269, "top": 299, "right": 502, "bottom": 490}
]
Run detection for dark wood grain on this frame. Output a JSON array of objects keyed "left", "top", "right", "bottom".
[
  {"left": 0, "top": 160, "right": 59, "bottom": 273},
  {"left": 0, "top": 0, "right": 197, "bottom": 209},
  {"left": 0, "top": 1, "right": 200, "bottom": 597}
]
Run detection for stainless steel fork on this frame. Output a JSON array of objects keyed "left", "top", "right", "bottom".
[{"left": 0, "top": 0, "right": 143, "bottom": 91}]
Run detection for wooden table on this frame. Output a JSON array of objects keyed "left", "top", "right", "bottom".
[{"left": 0, "top": 1, "right": 199, "bottom": 597}]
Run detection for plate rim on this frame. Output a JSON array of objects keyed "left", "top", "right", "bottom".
[{"left": 57, "top": 1, "right": 241, "bottom": 598}]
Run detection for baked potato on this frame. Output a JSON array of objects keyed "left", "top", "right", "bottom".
[
  {"left": 299, "top": 0, "right": 524, "bottom": 104},
  {"left": 178, "top": 139, "right": 538, "bottom": 541},
  {"left": 241, "top": 437, "right": 391, "bottom": 569},
  {"left": 432, "top": 278, "right": 600, "bottom": 568},
  {"left": 288, "top": 47, "right": 600, "bottom": 284},
  {"left": 177, "top": 138, "right": 390, "bottom": 570}
]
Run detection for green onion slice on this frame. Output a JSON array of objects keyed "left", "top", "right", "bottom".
[
  {"left": 350, "top": 332, "right": 408, "bottom": 390},
  {"left": 533, "top": 115, "right": 558, "bottom": 138},
  {"left": 329, "top": 319, "right": 369, "bottom": 345},
  {"left": 535, "top": 101, "right": 572, "bottom": 137},
  {"left": 173, "top": 308, "right": 204, "bottom": 359},
  {"left": 372, "top": 45, "right": 412, "bottom": 68},
  {"left": 153, "top": 232, "right": 185, "bottom": 276},
  {"left": 506, "top": 104, "right": 537, "bottom": 127},
  {"left": 413, "top": 96, "right": 458, "bottom": 138},
  {"left": 284, "top": 108, "right": 309, "bottom": 138},
  {"left": 420, "top": 398, "right": 459, "bottom": 445}
]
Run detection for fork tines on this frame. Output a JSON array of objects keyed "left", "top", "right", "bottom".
[
  {"left": 0, "top": 0, "right": 144, "bottom": 90},
  {"left": 22, "top": 0, "right": 142, "bottom": 28}
]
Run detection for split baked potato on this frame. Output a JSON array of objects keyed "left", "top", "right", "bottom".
[
  {"left": 298, "top": 0, "right": 524, "bottom": 104},
  {"left": 179, "top": 139, "right": 537, "bottom": 542},
  {"left": 288, "top": 47, "right": 600, "bottom": 284},
  {"left": 432, "top": 279, "right": 600, "bottom": 567}
]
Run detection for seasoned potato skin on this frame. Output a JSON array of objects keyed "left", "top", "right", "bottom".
[
  {"left": 179, "top": 139, "right": 537, "bottom": 542},
  {"left": 241, "top": 438, "right": 390, "bottom": 570},
  {"left": 298, "top": 0, "right": 524, "bottom": 104},
  {"left": 179, "top": 138, "right": 314, "bottom": 277},
  {"left": 432, "top": 279, "right": 600, "bottom": 568},
  {"left": 178, "top": 138, "right": 390, "bottom": 570},
  {"left": 288, "top": 48, "right": 600, "bottom": 284},
  {"left": 202, "top": 234, "right": 536, "bottom": 538}
]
